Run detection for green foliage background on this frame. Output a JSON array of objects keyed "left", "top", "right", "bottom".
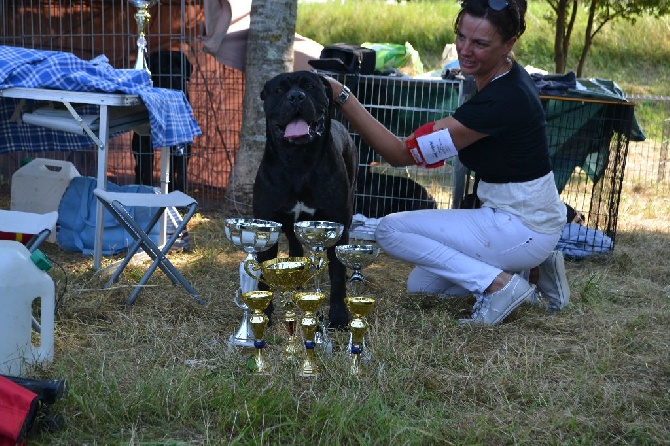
[{"left": 297, "top": 0, "right": 670, "bottom": 95}]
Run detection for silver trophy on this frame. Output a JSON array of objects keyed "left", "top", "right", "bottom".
[
  {"left": 294, "top": 220, "right": 344, "bottom": 292},
  {"left": 129, "top": 0, "right": 159, "bottom": 75},
  {"left": 335, "top": 244, "right": 381, "bottom": 297},
  {"left": 224, "top": 218, "right": 283, "bottom": 348},
  {"left": 294, "top": 221, "right": 344, "bottom": 354}
]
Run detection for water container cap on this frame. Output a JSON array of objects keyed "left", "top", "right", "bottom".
[{"left": 31, "top": 249, "right": 52, "bottom": 271}]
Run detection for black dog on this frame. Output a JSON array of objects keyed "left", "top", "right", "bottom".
[
  {"left": 355, "top": 167, "right": 438, "bottom": 218},
  {"left": 253, "top": 71, "right": 357, "bottom": 329}
]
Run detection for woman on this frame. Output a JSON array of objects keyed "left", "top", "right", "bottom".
[{"left": 324, "top": 0, "right": 569, "bottom": 325}]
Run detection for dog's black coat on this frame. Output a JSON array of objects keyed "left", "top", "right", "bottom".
[{"left": 253, "top": 71, "right": 357, "bottom": 329}]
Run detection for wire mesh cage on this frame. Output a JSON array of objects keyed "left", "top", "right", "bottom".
[
  {"left": 542, "top": 95, "right": 635, "bottom": 254},
  {"left": 333, "top": 73, "right": 467, "bottom": 225},
  {"left": 0, "top": 0, "right": 242, "bottom": 209}
]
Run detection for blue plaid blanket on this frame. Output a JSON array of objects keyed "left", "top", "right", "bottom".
[{"left": 0, "top": 45, "right": 201, "bottom": 153}]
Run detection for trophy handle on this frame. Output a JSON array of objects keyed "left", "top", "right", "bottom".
[{"left": 244, "top": 259, "right": 268, "bottom": 287}]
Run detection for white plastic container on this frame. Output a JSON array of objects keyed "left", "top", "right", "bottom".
[
  {"left": 11, "top": 158, "right": 80, "bottom": 242},
  {"left": 0, "top": 241, "right": 55, "bottom": 376}
]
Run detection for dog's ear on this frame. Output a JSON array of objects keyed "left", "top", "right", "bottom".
[{"left": 319, "top": 75, "right": 337, "bottom": 117}]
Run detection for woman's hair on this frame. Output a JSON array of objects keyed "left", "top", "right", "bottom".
[{"left": 454, "top": 0, "right": 527, "bottom": 42}]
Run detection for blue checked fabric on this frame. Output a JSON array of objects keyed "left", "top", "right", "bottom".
[{"left": 0, "top": 45, "right": 201, "bottom": 153}]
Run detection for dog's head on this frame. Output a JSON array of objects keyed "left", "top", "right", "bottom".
[{"left": 261, "top": 71, "right": 334, "bottom": 146}]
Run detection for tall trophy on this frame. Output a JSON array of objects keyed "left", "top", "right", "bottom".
[
  {"left": 293, "top": 291, "right": 326, "bottom": 377},
  {"left": 241, "top": 290, "right": 274, "bottom": 375},
  {"left": 294, "top": 220, "right": 343, "bottom": 353},
  {"left": 224, "top": 218, "right": 283, "bottom": 349},
  {"left": 128, "top": 0, "right": 159, "bottom": 75},
  {"left": 345, "top": 296, "right": 376, "bottom": 376},
  {"left": 335, "top": 244, "right": 381, "bottom": 296},
  {"left": 244, "top": 257, "right": 317, "bottom": 359}
]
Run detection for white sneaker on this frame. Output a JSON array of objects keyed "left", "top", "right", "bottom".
[
  {"left": 537, "top": 251, "right": 570, "bottom": 311},
  {"left": 461, "top": 274, "right": 533, "bottom": 325}
]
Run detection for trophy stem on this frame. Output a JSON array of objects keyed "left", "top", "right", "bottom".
[
  {"left": 299, "top": 311, "right": 319, "bottom": 376},
  {"left": 284, "top": 307, "right": 300, "bottom": 359},
  {"left": 249, "top": 312, "right": 271, "bottom": 374},
  {"left": 132, "top": 3, "right": 154, "bottom": 75}
]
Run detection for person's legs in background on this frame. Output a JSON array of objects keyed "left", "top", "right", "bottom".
[{"left": 131, "top": 132, "right": 154, "bottom": 186}]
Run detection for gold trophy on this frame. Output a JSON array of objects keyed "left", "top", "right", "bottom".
[
  {"left": 293, "top": 292, "right": 326, "bottom": 377},
  {"left": 345, "top": 296, "right": 376, "bottom": 376},
  {"left": 335, "top": 244, "right": 381, "bottom": 296},
  {"left": 241, "top": 290, "right": 274, "bottom": 374},
  {"left": 244, "top": 257, "right": 317, "bottom": 359},
  {"left": 294, "top": 220, "right": 344, "bottom": 352},
  {"left": 128, "top": 0, "right": 159, "bottom": 75},
  {"left": 224, "top": 218, "right": 282, "bottom": 349}
]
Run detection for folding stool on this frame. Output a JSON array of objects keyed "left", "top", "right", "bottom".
[
  {"left": 0, "top": 209, "right": 59, "bottom": 333},
  {"left": 92, "top": 188, "right": 205, "bottom": 306}
]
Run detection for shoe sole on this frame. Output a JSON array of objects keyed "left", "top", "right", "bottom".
[{"left": 541, "top": 252, "right": 569, "bottom": 310}]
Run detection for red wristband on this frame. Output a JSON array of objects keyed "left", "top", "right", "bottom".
[{"left": 414, "top": 121, "right": 436, "bottom": 138}]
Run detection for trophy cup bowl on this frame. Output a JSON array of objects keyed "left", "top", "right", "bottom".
[
  {"left": 241, "top": 290, "right": 275, "bottom": 374},
  {"left": 244, "top": 257, "right": 318, "bottom": 358},
  {"left": 224, "top": 218, "right": 282, "bottom": 349},
  {"left": 335, "top": 244, "right": 381, "bottom": 296},
  {"left": 128, "top": 0, "right": 159, "bottom": 74},
  {"left": 224, "top": 218, "right": 283, "bottom": 259},
  {"left": 345, "top": 296, "right": 376, "bottom": 376},
  {"left": 294, "top": 292, "right": 326, "bottom": 377},
  {"left": 294, "top": 221, "right": 344, "bottom": 252}
]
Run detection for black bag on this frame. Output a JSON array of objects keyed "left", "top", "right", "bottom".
[{"left": 308, "top": 43, "right": 376, "bottom": 74}]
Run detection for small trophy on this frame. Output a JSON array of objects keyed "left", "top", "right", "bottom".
[
  {"left": 335, "top": 244, "right": 381, "bottom": 296},
  {"left": 345, "top": 296, "right": 376, "bottom": 375},
  {"left": 128, "top": 0, "right": 159, "bottom": 75},
  {"left": 294, "top": 291, "right": 326, "bottom": 377},
  {"left": 224, "top": 218, "right": 283, "bottom": 349},
  {"left": 244, "top": 257, "right": 318, "bottom": 359},
  {"left": 241, "top": 290, "right": 274, "bottom": 375}
]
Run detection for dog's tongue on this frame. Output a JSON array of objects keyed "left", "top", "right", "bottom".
[{"left": 284, "top": 118, "right": 310, "bottom": 138}]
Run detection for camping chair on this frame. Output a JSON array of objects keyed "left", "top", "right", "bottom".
[
  {"left": 0, "top": 209, "right": 59, "bottom": 333},
  {"left": 93, "top": 188, "right": 205, "bottom": 306}
]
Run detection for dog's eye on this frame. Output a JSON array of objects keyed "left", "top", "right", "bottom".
[
  {"left": 306, "top": 83, "right": 315, "bottom": 90},
  {"left": 275, "top": 87, "right": 284, "bottom": 94}
]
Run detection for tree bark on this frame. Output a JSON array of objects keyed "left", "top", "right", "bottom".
[{"left": 222, "top": 0, "right": 297, "bottom": 217}]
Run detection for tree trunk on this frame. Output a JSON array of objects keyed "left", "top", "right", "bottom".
[
  {"left": 552, "top": 0, "right": 578, "bottom": 74},
  {"left": 222, "top": 0, "right": 297, "bottom": 217}
]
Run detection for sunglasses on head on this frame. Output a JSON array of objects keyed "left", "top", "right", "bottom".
[{"left": 488, "top": 0, "right": 508, "bottom": 11}]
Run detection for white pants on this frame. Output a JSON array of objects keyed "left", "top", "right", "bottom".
[{"left": 374, "top": 207, "right": 561, "bottom": 296}]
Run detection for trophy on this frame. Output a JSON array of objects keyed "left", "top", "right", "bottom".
[
  {"left": 335, "top": 244, "right": 381, "bottom": 296},
  {"left": 294, "top": 220, "right": 344, "bottom": 352},
  {"left": 241, "top": 290, "right": 274, "bottom": 374},
  {"left": 293, "top": 221, "right": 344, "bottom": 292},
  {"left": 224, "top": 218, "right": 283, "bottom": 349},
  {"left": 244, "top": 257, "right": 318, "bottom": 358},
  {"left": 129, "top": 0, "right": 159, "bottom": 75},
  {"left": 293, "top": 292, "right": 326, "bottom": 377},
  {"left": 345, "top": 296, "right": 376, "bottom": 375}
]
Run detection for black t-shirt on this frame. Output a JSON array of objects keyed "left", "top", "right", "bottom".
[{"left": 453, "top": 62, "right": 552, "bottom": 183}]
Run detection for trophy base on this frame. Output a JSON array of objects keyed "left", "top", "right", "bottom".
[{"left": 228, "top": 335, "right": 256, "bottom": 350}]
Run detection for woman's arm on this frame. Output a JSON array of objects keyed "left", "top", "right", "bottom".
[{"left": 324, "top": 76, "right": 487, "bottom": 167}]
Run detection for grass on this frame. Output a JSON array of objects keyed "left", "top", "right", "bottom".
[
  {"left": 6, "top": 167, "right": 669, "bottom": 444},
  {"left": 296, "top": 1, "right": 670, "bottom": 96},
  {"left": 4, "top": 2, "right": 669, "bottom": 443}
]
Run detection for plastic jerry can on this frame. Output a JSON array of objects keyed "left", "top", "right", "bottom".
[
  {"left": 0, "top": 241, "right": 55, "bottom": 376},
  {"left": 10, "top": 158, "right": 80, "bottom": 242}
]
